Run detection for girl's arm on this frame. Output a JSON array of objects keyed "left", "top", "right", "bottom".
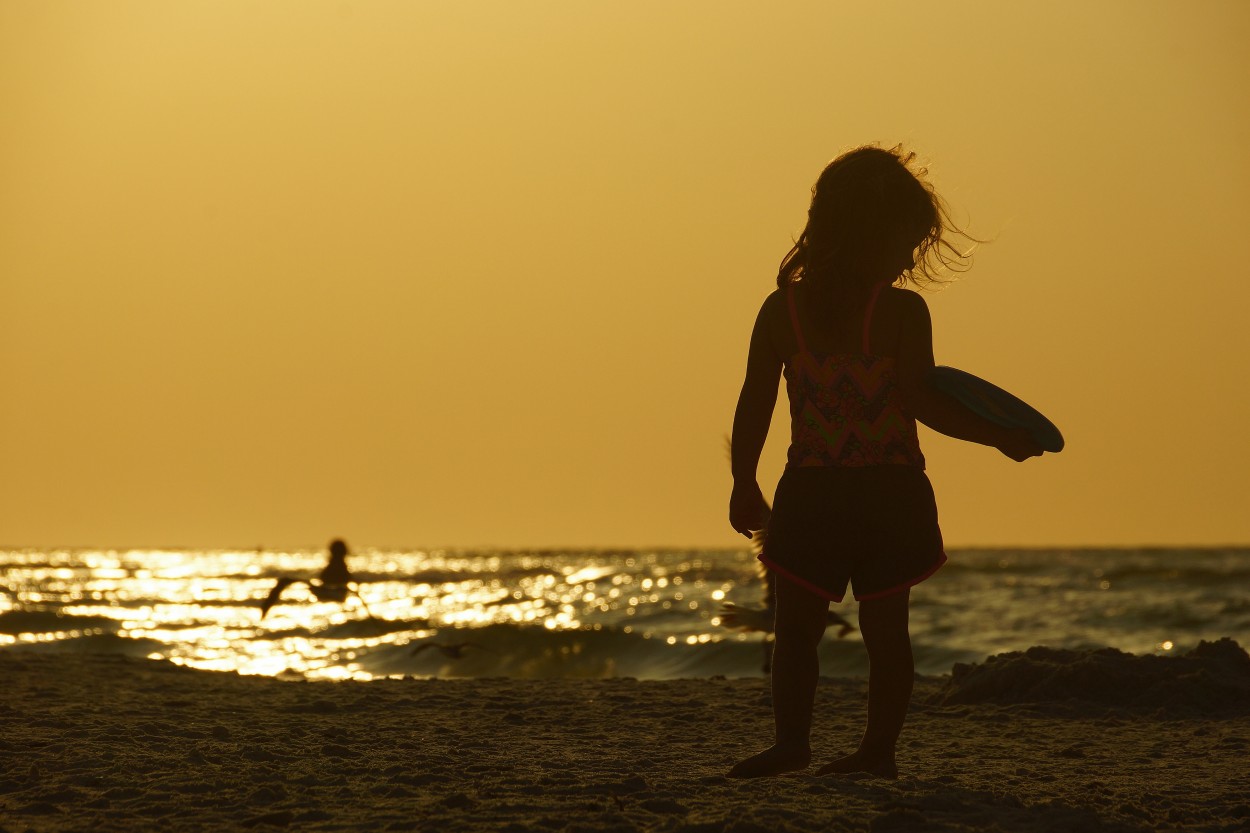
[
  {"left": 895, "top": 292, "right": 1042, "bottom": 461},
  {"left": 729, "top": 296, "right": 783, "bottom": 536}
]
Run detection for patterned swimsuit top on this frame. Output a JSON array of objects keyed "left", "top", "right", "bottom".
[{"left": 784, "top": 282, "right": 926, "bottom": 469}]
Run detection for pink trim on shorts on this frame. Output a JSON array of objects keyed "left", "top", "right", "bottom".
[
  {"left": 853, "top": 551, "right": 948, "bottom": 601},
  {"left": 757, "top": 554, "right": 845, "bottom": 603}
]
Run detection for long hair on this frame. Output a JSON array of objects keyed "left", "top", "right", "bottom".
[{"left": 776, "top": 145, "right": 974, "bottom": 293}]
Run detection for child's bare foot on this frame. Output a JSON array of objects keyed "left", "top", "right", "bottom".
[
  {"left": 815, "top": 750, "right": 898, "bottom": 780},
  {"left": 727, "top": 743, "right": 811, "bottom": 778}
]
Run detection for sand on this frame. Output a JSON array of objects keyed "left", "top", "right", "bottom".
[{"left": 3, "top": 642, "right": 1249, "bottom": 833}]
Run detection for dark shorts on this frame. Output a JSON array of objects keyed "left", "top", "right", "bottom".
[{"left": 759, "top": 465, "right": 946, "bottom": 603}]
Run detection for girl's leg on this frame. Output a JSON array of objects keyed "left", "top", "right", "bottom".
[
  {"left": 816, "top": 588, "right": 912, "bottom": 779},
  {"left": 728, "top": 575, "right": 829, "bottom": 778}
]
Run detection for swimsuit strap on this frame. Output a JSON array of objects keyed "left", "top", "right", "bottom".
[
  {"left": 862, "top": 281, "right": 887, "bottom": 354},
  {"left": 786, "top": 284, "right": 808, "bottom": 355}
]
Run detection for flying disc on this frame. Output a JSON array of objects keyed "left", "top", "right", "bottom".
[{"left": 930, "top": 366, "right": 1064, "bottom": 453}]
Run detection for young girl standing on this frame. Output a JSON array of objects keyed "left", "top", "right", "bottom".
[{"left": 727, "top": 146, "right": 1042, "bottom": 779}]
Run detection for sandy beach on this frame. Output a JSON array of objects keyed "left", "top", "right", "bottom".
[{"left": 3, "top": 642, "right": 1249, "bottom": 833}]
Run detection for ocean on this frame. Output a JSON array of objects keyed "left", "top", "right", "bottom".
[{"left": 2, "top": 547, "right": 1247, "bottom": 681}]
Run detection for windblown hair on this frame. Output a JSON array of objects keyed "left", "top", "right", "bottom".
[{"left": 776, "top": 145, "right": 975, "bottom": 291}]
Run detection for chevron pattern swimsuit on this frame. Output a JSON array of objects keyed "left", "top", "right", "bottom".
[{"left": 759, "top": 283, "right": 946, "bottom": 602}]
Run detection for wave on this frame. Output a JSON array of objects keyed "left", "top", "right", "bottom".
[
  {"left": 5, "top": 629, "right": 167, "bottom": 659},
  {"left": 351, "top": 624, "right": 769, "bottom": 680},
  {"left": 259, "top": 615, "right": 432, "bottom": 641},
  {"left": 0, "top": 609, "right": 122, "bottom": 636},
  {"left": 293, "top": 623, "right": 976, "bottom": 681},
  {"left": 6, "top": 547, "right": 1249, "bottom": 682}
]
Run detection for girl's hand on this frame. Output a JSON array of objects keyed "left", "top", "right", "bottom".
[
  {"left": 729, "top": 481, "right": 769, "bottom": 538},
  {"left": 997, "top": 427, "right": 1045, "bottom": 462}
]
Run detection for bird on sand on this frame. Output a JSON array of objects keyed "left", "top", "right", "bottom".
[{"left": 409, "top": 641, "right": 495, "bottom": 659}]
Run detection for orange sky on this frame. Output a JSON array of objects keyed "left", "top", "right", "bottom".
[{"left": 2, "top": 1, "right": 1248, "bottom": 549}]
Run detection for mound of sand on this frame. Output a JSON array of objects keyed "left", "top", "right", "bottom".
[{"left": 936, "top": 638, "right": 1250, "bottom": 714}]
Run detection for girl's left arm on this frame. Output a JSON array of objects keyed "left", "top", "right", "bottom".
[{"left": 895, "top": 291, "right": 1041, "bottom": 460}]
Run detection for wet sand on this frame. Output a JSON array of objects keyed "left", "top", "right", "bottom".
[{"left": 2, "top": 644, "right": 1249, "bottom": 832}]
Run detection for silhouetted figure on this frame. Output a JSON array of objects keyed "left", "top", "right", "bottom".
[
  {"left": 259, "top": 539, "right": 371, "bottom": 619},
  {"left": 409, "top": 641, "right": 495, "bottom": 659},
  {"left": 727, "top": 145, "right": 1042, "bottom": 780}
]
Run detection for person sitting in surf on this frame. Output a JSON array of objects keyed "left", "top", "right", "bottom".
[{"left": 259, "top": 539, "right": 370, "bottom": 619}]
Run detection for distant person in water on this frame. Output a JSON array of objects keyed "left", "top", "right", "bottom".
[
  {"left": 727, "top": 145, "right": 1042, "bottom": 780},
  {"left": 259, "top": 539, "right": 370, "bottom": 619}
]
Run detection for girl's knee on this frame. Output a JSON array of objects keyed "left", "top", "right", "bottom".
[
  {"left": 858, "top": 590, "right": 910, "bottom": 622},
  {"left": 858, "top": 591, "right": 911, "bottom": 640},
  {"left": 775, "top": 609, "right": 827, "bottom": 648},
  {"left": 773, "top": 576, "right": 833, "bottom": 646}
]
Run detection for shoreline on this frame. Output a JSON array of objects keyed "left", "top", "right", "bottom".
[{"left": 4, "top": 645, "right": 1250, "bottom": 832}]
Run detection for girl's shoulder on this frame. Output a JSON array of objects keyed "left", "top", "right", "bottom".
[
  {"left": 762, "top": 285, "right": 789, "bottom": 307},
  {"left": 861, "top": 286, "right": 932, "bottom": 357},
  {"left": 881, "top": 284, "right": 927, "bottom": 304},
  {"left": 879, "top": 285, "right": 931, "bottom": 322},
  {"left": 757, "top": 286, "right": 791, "bottom": 324},
  {"left": 757, "top": 287, "right": 796, "bottom": 359}
]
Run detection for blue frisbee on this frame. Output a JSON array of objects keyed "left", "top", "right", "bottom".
[{"left": 930, "top": 366, "right": 1064, "bottom": 453}]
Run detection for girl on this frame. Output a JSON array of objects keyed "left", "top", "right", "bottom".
[{"left": 727, "top": 146, "right": 1041, "bottom": 779}]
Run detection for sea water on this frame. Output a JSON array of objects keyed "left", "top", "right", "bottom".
[{"left": 2, "top": 547, "right": 1247, "bottom": 681}]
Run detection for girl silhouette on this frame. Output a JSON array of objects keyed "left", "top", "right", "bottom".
[{"left": 727, "top": 145, "right": 1042, "bottom": 779}]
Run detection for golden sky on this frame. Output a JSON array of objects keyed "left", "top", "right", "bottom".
[{"left": 2, "top": 1, "right": 1248, "bottom": 549}]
